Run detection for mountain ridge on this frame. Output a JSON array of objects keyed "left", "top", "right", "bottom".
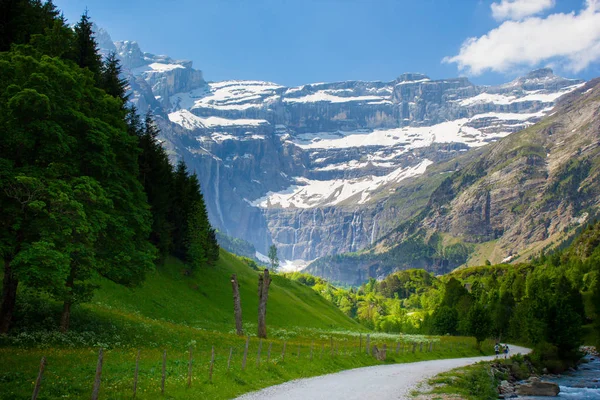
[
  {"left": 307, "top": 79, "right": 600, "bottom": 284},
  {"left": 94, "top": 26, "right": 587, "bottom": 273}
]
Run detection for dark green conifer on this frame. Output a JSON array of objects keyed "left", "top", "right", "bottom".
[
  {"left": 101, "top": 51, "right": 128, "bottom": 102},
  {"left": 72, "top": 10, "right": 102, "bottom": 79}
]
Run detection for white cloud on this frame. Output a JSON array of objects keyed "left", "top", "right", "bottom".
[
  {"left": 491, "top": 0, "right": 555, "bottom": 21},
  {"left": 444, "top": 0, "right": 600, "bottom": 75}
]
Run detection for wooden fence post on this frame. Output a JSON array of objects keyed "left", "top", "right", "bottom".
[
  {"left": 227, "top": 347, "right": 233, "bottom": 372},
  {"left": 267, "top": 342, "right": 272, "bottom": 363},
  {"left": 396, "top": 342, "right": 400, "bottom": 355},
  {"left": 231, "top": 274, "right": 244, "bottom": 336},
  {"left": 31, "top": 356, "right": 46, "bottom": 400},
  {"left": 209, "top": 346, "right": 215, "bottom": 383},
  {"left": 282, "top": 341, "right": 286, "bottom": 362},
  {"left": 242, "top": 337, "right": 249, "bottom": 370},
  {"left": 187, "top": 347, "right": 193, "bottom": 388},
  {"left": 412, "top": 342, "right": 416, "bottom": 353},
  {"left": 366, "top": 334, "right": 370, "bottom": 355},
  {"left": 429, "top": 342, "right": 433, "bottom": 352},
  {"left": 161, "top": 350, "right": 166, "bottom": 395},
  {"left": 330, "top": 337, "right": 334, "bottom": 357},
  {"left": 91, "top": 348, "right": 103, "bottom": 400},
  {"left": 419, "top": 342, "right": 423, "bottom": 352},
  {"left": 256, "top": 339, "right": 263, "bottom": 366},
  {"left": 133, "top": 350, "right": 140, "bottom": 398},
  {"left": 359, "top": 334, "right": 362, "bottom": 354}
]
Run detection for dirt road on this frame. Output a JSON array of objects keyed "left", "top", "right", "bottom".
[{"left": 235, "top": 345, "right": 530, "bottom": 400}]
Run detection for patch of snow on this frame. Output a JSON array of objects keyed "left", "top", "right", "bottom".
[
  {"left": 278, "top": 259, "right": 310, "bottom": 272},
  {"left": 168, "top": 110, "right": 268, "bottom": 130},
  {"left": 395, "top": 78, "right": 431, "bottom": 85},
  {"left": 314, "top": 160, "right": 369, "bottom": 171},
  {"left": 255, "top": 251, "right": 270, "bottom": 263},
  {"left": 460, "top": 93, "right": 516, "bottom": 106},
  {"left": 283, "top": 92, "right": 385, "bottom": 104},
  {"left": 211, "top": 133, "right": 237, "bottom": 143},
  {"left": 252, "top": 160, "right": 433, "bottom": 209},
  {"left": 148, "top": 62, "right": 185, "bottom": 72},
  {"left": 459, "top": 84, "right": 583, "bottom": 107}
]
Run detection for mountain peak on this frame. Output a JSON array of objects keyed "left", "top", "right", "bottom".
[
  {"left": 396, "top": 73, "right": 430, "bottom": 83},
  {"left": 92, "top": 24, "right": 116, "bottom": 53},
  {"left": 524, "top": 68, "right": 555, "bottom": 80}
]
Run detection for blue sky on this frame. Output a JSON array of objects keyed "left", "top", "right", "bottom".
[{"left": 53, "top": 0, "right": 600, "bottom": 86}]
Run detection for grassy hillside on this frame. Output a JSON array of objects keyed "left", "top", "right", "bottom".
[{"left": 90, "top": 250, "right": 361, "bottom": 334}]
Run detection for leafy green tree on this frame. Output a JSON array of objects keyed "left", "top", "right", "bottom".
[
  {"left": 467, "top": 303, "right": 492, "bottom": 349},
  {"left": 432, "top": 305, "right": 459, "bottom": 335},
  {"left": 0, "top": 19, "right": 155, "bottom": 332},
  {"left": 268, "top": 244, "right": 279, "bottom": 271},
  {"left": 547, "top": 276, "right": 584, "bottom": 357},
  {"left": 490, "top": 290, "right": 514, "bottom": 340}
]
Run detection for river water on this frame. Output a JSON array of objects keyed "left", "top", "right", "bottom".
[{"left": 518, "top": 356, "right": 600, "bottom": 399}]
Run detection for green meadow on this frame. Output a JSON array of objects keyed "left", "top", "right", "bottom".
[{"left": 0, "top": 251, "right": 491, "bottom": 399}]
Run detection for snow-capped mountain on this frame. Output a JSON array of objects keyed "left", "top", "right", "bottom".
[{"left": 96, "top": 27, "right": 584, "bottom": 265}]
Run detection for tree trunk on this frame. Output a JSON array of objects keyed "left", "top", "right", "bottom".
[
  {"left": 231, "top": 274, "right": 243, "bottom": 335},
  {"left": 257, "top": 269, "right": 271, "bottom": 339},
  {"left": 0, "top": 259, "right": 18, "bottom": 334},
  {"left": 60, "top": 266, "right": 76, "bottom": 333},
  {"left": 60, "top": 301, "right": 72, "bottom": 333}
]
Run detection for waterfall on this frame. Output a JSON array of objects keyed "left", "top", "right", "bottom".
[
  {"left": 291, "top": 225, "right": 298, "bottom": 260},
  {"left": 350, "top": 211, "right": 358, "bottom": 252},
  {"left": 214, "top": 161, "right": 226, "bottom": 230},
  {"left": 371, "top": 217, "right": 377, "bottom": 245}
]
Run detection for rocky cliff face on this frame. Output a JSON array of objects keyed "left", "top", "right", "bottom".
[
  {"left": 96, "top": 28, "right": 586, "bottom": 269},
  {"left": 307, "top": 80, "right": 600, "bottom": 285}
]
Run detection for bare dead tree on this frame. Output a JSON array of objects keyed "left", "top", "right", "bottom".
[
  {"left": 231, "top": 274, "right": 243, "bottom": 335},
  {"left": 257, "top": 269, "right": 272, "bottom": 338}
]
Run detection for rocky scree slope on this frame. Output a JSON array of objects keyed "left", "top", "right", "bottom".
[
  {"left": 307, "top": 79, "right": 600, "bottom": 284},
  {"left": 95, "top": 27, "right": 584, "bottom": 268}
]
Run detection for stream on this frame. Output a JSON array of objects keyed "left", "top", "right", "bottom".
[{"left": 518, "top": 355, "right": 600, "bottom": 399}]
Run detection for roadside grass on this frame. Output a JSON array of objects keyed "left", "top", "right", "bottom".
[
  {"left": 0, "top": 250, "right": 493, "bottom": 399},
  {"left": 412, "top": 355, "right": 498, "bottom": 400},
  {"left": 412, "top": 350, "right": 532, "bottom": 400},
  {"left": 0, "top": 334, "right": 491, "bottom": 400}
]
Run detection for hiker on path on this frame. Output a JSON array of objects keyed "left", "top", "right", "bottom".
[
  {"left": 504, "top": 344, "right": 509, "bottom": 359},
  {"left": 494, "top": 343, "right": 500, "bottom": 358}
]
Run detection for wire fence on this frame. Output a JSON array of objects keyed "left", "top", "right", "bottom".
[{"left": 28, "top": 334, "right": 479, "bottom": 399}]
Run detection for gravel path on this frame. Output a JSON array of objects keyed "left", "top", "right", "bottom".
[{"left": 235, "top": 345, "right": 531, "bottom": 400}]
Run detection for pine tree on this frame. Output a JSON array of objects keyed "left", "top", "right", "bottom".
[
  {"left": 72, "top": 10, "right": 102, "bottom": 79},
  {"left": 170, "top": 161, "right": 195, "bottom": 260},
  {"left": 138, "top": 113, "right": 174, "bottom": 258},
  {"left": 186, "top": 200, "right": 209, "bottom": 271},
  {"left": 0, "top": 0, "right": 59, "bottom": 51},
  {"left": 206, "top": 227, "right": 220, "bottom": 264},
  {"left": 101, "top": 52, "right": 128, "bottom": 102}
]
